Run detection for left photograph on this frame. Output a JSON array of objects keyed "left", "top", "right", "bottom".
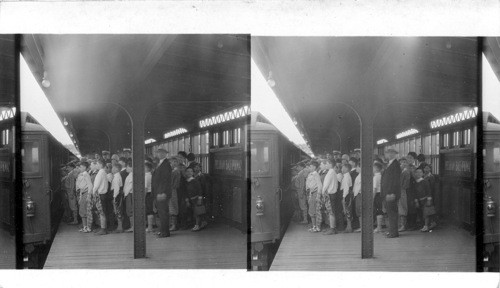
[{"left": 19, "top": 34, "right": 250, "bottom": 269}]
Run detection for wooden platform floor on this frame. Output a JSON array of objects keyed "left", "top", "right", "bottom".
[
  {"left": 0, "top": 229, "right": 15, "bottom": 269},
  {"left": 44, "top": 222, "right": 246, "bottom": 269},
  {"left": 270, "top": 221, "right": 476, "bottom": 271}
]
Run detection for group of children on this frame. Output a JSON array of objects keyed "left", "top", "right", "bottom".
[
  {"left": 291, "top": 149, "right": 439, "bottom": 236},
  {"left": 292, "top": 151, "right": 362, "bottom": 235},
  {"left": 61, "top": 149, "right": 211, "bottom": 237}
]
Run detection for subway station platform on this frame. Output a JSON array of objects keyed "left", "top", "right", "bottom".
[
  {"left": 44, "top": 222, "right": 246, "bottom": 269},
  {"left": 270, "top": 221, "right": 475, "bottom": 272},
  {"left": 0, "top": 229, "right": 15, "bottom": 269}
]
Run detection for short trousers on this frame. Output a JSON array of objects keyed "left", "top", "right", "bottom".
[
  {"left": 113, "top": 192, "right": 124, "bottom": 219},
  {"left": 78, "top": 192, "right": 88, "bottom": 218},
  {"left": 354, "top": 194, "right": 362, "bottom": 217},
  {"left": 343, "top": 193, "right": 353, "bottom": 220},
  {"left": 316, "top": 193, "right": 335, "bottom": 225},
  {"left": 145, "top": 192, "right": 154, "bottom": 215},
  {"left": 308, "top": 192, "right": 318, "bottom": 217},
  {"left": 99, "top": 194, "right": 108, "bottom": 218},
  {"left": 125, "top": 193, "right": 133, "bottom": 218},
  {"left": 86, "top": 193, "right": 105, "bottom": 226}
]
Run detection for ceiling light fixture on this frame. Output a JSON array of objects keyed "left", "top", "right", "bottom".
[
  {"left": 41, "top": 71, "right": 51, "bottom": 88},
  {"left": 267, "top": 71, "right": 275, "bottom": 88},
  {"left": 396, "top": 128, "right": 419, "bottom": 140},
  {"left": 377, "top": 139, "right": 388, "bottom": 145},
  {"left": 63, "top": 118, "right": 68, "bottom": 126}
]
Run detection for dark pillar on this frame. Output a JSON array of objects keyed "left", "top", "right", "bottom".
[
  {"left": 131, "top": 114, "right": 146, "bottom": 258},
  {"left": 359, "top": 113, "right": 374, "bottom": 258}
]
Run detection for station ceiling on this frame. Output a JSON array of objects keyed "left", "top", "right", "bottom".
[
  {"left": 21, "top": 34, "right": 250, "bottom": 155},
  {"left": 252, "top": 37, "right": 479, "bottom": 154}
]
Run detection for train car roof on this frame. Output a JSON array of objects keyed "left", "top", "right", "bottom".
[
  {"left": 484, "top": 112, "right": 500, "bottom": 131},
  {"left": 21, "top": 122, "right": 48, "bottom": 133},
  {"left": 485, "top": 122, "right": 500, "bottom": 132},
  {"left": 250, "top": 112, "right": 278, "bottom": 132}
]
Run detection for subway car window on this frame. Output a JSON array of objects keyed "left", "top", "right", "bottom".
[
  {"left": 494, "top": 145, "right": 500, "bottom": 172},
  {"left": 22, "top": 141, "right": 40, "bottom": 174},
  {"left": 250, "top": 140, "right": 270, "bottom": 173}
]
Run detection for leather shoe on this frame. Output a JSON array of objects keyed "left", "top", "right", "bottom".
[
  {"left": 386, "top": 233, "right": 399, "bottom": 238},
  {"left": 157, "top": 233, "right": 170, "bottom": 238}
]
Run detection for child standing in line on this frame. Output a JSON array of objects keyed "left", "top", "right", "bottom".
[
  {"left": 341, "top": 163, "right": 353, "bottom": 233},
  {"left": 145, "top": 162, "right": 154, "bottom": 233},
  {"left": 92, "top": 159, "right": 109, "bottom": 235},
  {"left": 423, "top": 164, "right": 438, "bottom": 230},
  {"left": 373, "top": 162, "right": 384, "bottom": 233},
  {"left": 76, "top": 161, "right": 93, "bottom": 233},
  {"left": 305, "top": 160, "right": 322, "bottom": 232},
  {"left": 319, "top": 159, "right": 338, "bottom": 235},
  {"left": 123, "top": 160, "right": 134, "bottom": 233},
  {"left": 353, "top": 165, "right": 362, "bottom": 233},
  {"left": 185, "top": 166, "right": 205, "bottom": 232},
  {"left": 414, "top": 168, "right": 435, "bottom": 232},
  {"left": 398, "top": 157, "right": 410, "bottom": 232},
  {"left": 110, "top": 163, "right": 124, "bottom": 233}
]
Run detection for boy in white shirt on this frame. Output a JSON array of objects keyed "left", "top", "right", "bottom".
[
  {"left": 91, "top": 159, "right": 109, "bottom": 235},
  {"left": 145, "top": 162, "right": 155, "bottom": 233},
  {"left": 317, "top": 159, "right": 338, "bottom": 235},
  {"left": 111, "top": 163, "right": 123, "bottom": 233},
  {"left": 353, "top": 166, "right": 362, "bottom": 232},
  {"left": 341, "top": 163, "right": 353, "bottom": 233},
  {"left": 373, "top": 162, "right": 384, "bottom": 233},
  {"left": 123, "top": 160, "right": 134, "bottom": 232},
  {"left": 76, "top": 161, "right": 93, "bottom": 233}
]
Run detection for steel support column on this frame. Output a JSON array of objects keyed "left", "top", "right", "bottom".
[
  {"left": 131, "top": 114, "right": 146, "bottom": 259},
  {"left": 359, "top": 111, "right": 375, "bottom": 259}
]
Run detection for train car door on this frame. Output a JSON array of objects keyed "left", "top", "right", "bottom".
[
  {"left": 22, "top": 133, "right": 51, "bottom": 245},
  {"left": 250, "top": 130, "right": 280, "bottom": 242},
  {"left": 439, "top": 148, "right": 475, "bottom": 230}
]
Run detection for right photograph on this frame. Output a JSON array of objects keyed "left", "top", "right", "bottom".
[{"left": 249, "top": 37, "right": 499, "bottom": 271}]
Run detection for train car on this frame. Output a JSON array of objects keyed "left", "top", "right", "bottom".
[
  {"left": 375, "top": 107, "right": 478, "bottom": 232},
  {"left": 483, "top": 112, "right": 500, "bottom": 271},
  {"left": 21, "top": 113, "right": 75, "bottom": 268},
  {"left": 0, "top": 107, "right": 16, "bottom": 235},
  {"left": 249, "top": 112, "right": 307, "bottom": 270},
  {"left": 145, "top": 105, "right": 250, "bottom": 231}
]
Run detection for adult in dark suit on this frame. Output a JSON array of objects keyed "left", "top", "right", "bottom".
[
  {"left": 152, "top": 148, "right": 172, "bottom": 238},
  {"left": 381, "top": 148, "right": 401, "bottom": 238}
]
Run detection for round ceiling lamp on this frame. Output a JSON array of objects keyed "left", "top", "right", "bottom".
[
  {"left": 41, "top": 71, "right": 51, "bottom": 88},
  {"left": 267, "top": 71, "right": 276, "bottom": 88}
]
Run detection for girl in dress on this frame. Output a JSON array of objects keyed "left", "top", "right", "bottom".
[{"left": 185, "top": 167, "right": 205, "bottom": 232}]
